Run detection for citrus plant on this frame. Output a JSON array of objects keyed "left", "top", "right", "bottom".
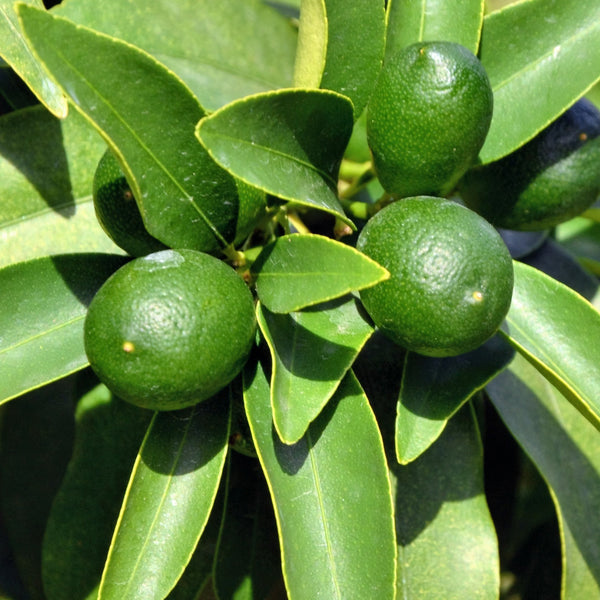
[{"left": 0, "top": 1, "right": 599, "bottom": 600}]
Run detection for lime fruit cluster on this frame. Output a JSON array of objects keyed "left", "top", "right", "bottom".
[
  {"left": 92, "top": 148, "right": 167, "bottom": 257},
  {"left": 84, "top": 249, "right": 256, "bottom": 411},
  {"left": 460, "top": 98, "right": 600, "bottom": 230},
  {"left": 357, "top": 197, "right": 513, "bottom": 357},
  {"left": 367, "top": 41, "right": 493, "bottom": 198}
]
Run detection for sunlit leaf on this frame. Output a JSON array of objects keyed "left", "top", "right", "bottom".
[{"left": 479, "top": 0, "right": 600, "bottom": 163}]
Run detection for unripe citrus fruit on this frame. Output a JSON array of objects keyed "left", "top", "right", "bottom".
[
  {"left": 460, "top": 98, "right": 600, "bottom": 231},
  {"left": 357, "top": 197, "right": 513, "bottom": 357},
  {"left": 367, "top": 41, "right": 493, "bottom": 198},
  {"left": 92, "top": 149, "right": 167, "bottom": 257},
  {"left": 84, "top": 249, "right": 256, "bottom": 411}
]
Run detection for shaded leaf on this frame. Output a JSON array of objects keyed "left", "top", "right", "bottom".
[
  {"left": 0, "top": 0, "right": 67, "bottom": 116},
  {"left": 0, "top": 105, "right": 122, "bottom": 268},
  {"left": 243, "top": 360, "right": 396, "bottom": 600},
  {"left": 487, "top": 353, "right": 600, "bottom": 598},
  {"left": 0, "top": 376, "right": 76, "bottom": 600},
  {"left": 19, "top": 6, "right": 240, "bottom": 254},
  {"left": 295, "top": 0, "right": 385, "bottom": 118},
  {"left": 98, "top": 391, "right": 231, "bottom": 600},
  {"left": 196, "top": 88, "right": 354, "bottom": 227},
  {"left": 390, "top": 404, "right": 499, "bottom": 599},
  {"left": 213, "top": 452, "right": 283, "bottom": 600},
  {"left": 386, "top": 0, "right": 484, "bottom": 57},
  {"left": 501, "top": 261, "right": 600, "bottom": 430},
  {"left": 396, "top": 333, "right": 514, "bottom": 464},
  {"left": 54, "top": 0, "right": 297, "bottom": 112},
  {"left": 251, "top": 234, "right": 388, "bottom": 313},
  {"left": 0, "top": 253, "right": 127, "bottom": 405},
  {"left": 42, "top": 383, "right": 152, "bottom": 600},
  {"left": 257, "top": 296, "right": 374, "bottom": 443},
  {"left": 479, "top": 0, "right": 600, "bottom": 163}
]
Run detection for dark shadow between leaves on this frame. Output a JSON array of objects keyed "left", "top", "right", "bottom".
[
  {"left": 0, "top": 107, "right": 75, "bottom": 216},
  {"left": 489, "top": 370, "right": 600, "bottom": 589},
  {"left": 140, "top": 390, "right": 230, "bottom": 476}
]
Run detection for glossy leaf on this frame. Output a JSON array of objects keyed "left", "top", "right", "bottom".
[
  {"left": 501, "top": 261, "right": 600, "bottom": 430},
  {"left": 18, "top": 5, "right": 240, "bottom": 254},
  {"left": 0, "top": 253, "right": 127, "bottom": 405},
  {"left": 251, "top": 234, "right": 388, "bottom": 313},
  {"left": 0, "top": 105, "right": 122, "bottom": 268},
  {"left": 0, "top": 377, "right": 76, "bottom": 600},
  {"left": 98, "top": 391, "right": 231, "bottom": 600},
  {"left": 295, "top": 0, "right": 385, "bottom": 118},
  {"left": 213, "top": 452, "right": 283, "bottom": 600},
  {"left": 479, "top": 0, "right": 600, "bottom": 163},
  {"left": 390, "top": 405, "right": 499, "bottom": 599},
  {"left": 54, "top": 0, "right": 297, "bottom": 112},
  {"left": 0, "top": 0, "right": 67, "bottom": 116},
  {"left": 487, "top": 353, "right": 600, "bottom": 598},
  {"left": 396, "top": 333, "right": 514, "bottom": 464},
  {"left": 42, "top": 383, "right": 152, "bottom": 600},
  {"left": 243, "top": 361, "right": 396, "bottom": 600},
  {"left": 293, "top": 0, "right": 326, "bottom": 88},
  {"left": 385, "top": 0, "right": 484, "bottom": 57},
  {"left": 196, "top": 88, "right": 354, "bottom": 227},
  {"left": 257, "top": 296, "right": 374, "bottom": 443}
]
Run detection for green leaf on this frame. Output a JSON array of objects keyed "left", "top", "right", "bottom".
[
  {"left": 42, "top": 383, "right": 152, "bottom": 600},
  {"left": 98, "top": 391, "right": 231, "bottom": 600},
  {"left": 0, "top": 377, "right": 76, "bottom": 600},
  {"left": 243, "top": 360, "right": 396, "bottom": 600},
  {"left": 396, "top": 334, "right": 514, "bottom": 464},
  {"left": 213, "top": 452, "right": 282, "bottom": 600},
  {"left": 295, "top": 0, "right": 386, "bottom": 118},
  {"left": 257, "top": 296, "right": 374, "bottom": 443},
  {"left": 0, "top": 106, "right": 123, "bottom": 268},
  {"left": 487, "top": 353, "right": 600, "bottom": 598},
  {"left": 501, "top": 261, "right": 600, "bottom": 430},
  {"left": 54, "top": 0, "right": 297, "bottom": 112},
  {"left": 479, "top": 0, "right": 600, "bottom": 163},
  {"left": 390, "top": 404, "right": 499, "bottom": 599},
  {"left": 251, "top": 234, "right": 388, "bottom": 313},
  {"left": 0, "top": 0, "right": 67, "bottom": 116},
  {"left": 385, "top": 0, "right": 484, "bottom": 57},
  {"left": 0, "top": 253, "right": 127, "bottom": 405},
  {"left": 18, "top": 5, "right": 240, "bottom": 254},
  {"left": 196, "top": 88, "right": 354, "bottom": 227},
  {"left": 293, "top": 0, "right": 326, "bottom": 88}
]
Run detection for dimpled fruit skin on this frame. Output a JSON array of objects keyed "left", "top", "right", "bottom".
[
  {"left": 367, "top": 41, "right": 493, "bottom": 198},
  {"left": 84, "top": 249, "right": 256, "bottom": 411},
  {"left": 93, "top": 149, "right": 167, "bottom": 257},
  {"left": 460, "top": 98, "right": 600, "bottom": 231},
  {"left": 357, "top": 197, "right": 513, "bottom": 357}
]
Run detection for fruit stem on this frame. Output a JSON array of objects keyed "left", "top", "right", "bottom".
[
  {"left": 222, "top": 244, "right": 247, "bottom": 267},
  {"left": 339, "top": 161, "right": 375, "bottom": 199}
]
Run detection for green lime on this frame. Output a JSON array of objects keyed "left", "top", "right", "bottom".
[
  {"left": 84, "top": 249, "right": 256, "bottom": 411},
  {"left": 460, "top": 98, "right": 600, "bottom": 231},
  {"left": 357, "top": 197, "right": 513, "bottom": 357},
  {"left": 92, "top": 149, "right": 167, "bottom": 257},
  {"left": 367, "top": 41, "right": 493, "bottom": 198}
]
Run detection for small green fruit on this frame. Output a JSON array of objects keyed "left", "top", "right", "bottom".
[
  {"left": 357, "top": 197, "right": 513, "bottom": 357},
  {"left": 84, "top": 249, "right": 256, "bottom": 411},
  {"left": 92, "top": 149, "right": 167, "bottom": 257},
  {"left": 367, "top": 41, "right": 493, "bottom": 198},
  {"left": 460, "top": 98, "right": 600, "bottom": 231}
]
